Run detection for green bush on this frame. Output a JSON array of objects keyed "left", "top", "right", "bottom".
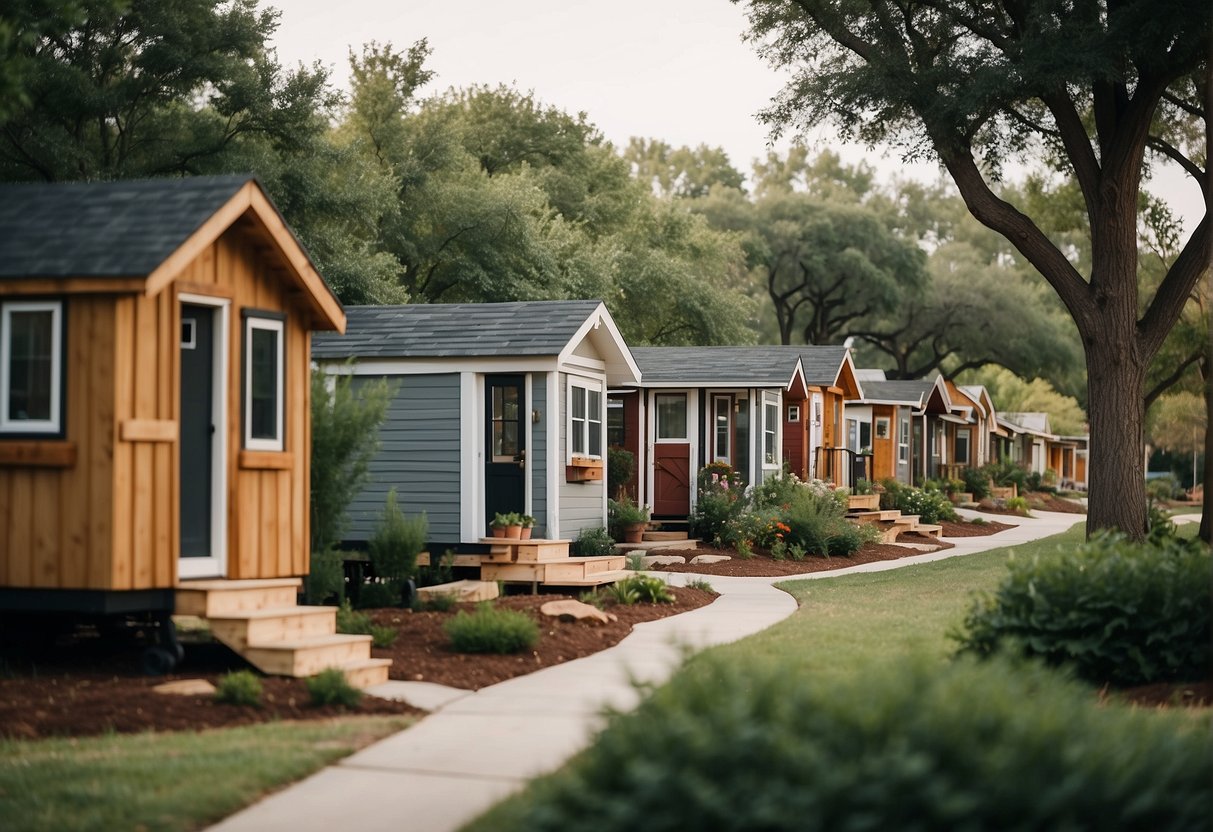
[
  {"left": 955, "top": 534, "right": 1212, "bottom": 686},
  {"left": 983, "top": 460, "right": 1029, "bottom": 492},
  {"left": 612, "top": 574, "right": 674, "bottom": 604},
  {"left": 607, "top": 446, "right": 635, "bottom": 498},
  {"left": 1146, "top": 474, "right": 1181, "bottom": 502},
  {"left": 213, "top": 670, "right": 263, "bottom": 707},
  {"left": 689, "top": 464, "right": 748, "bottom": 544},
  {"left": 412, "top": 593, "right": 458, "bottom": 612},
  {"left": 685, "top": 578, "right": 714, "bottom": 593},
  {"left": 368, "top": 489, "right": 426, "bottom": 587},
  {"left": 780, "top": 487, "right": 856, "bottom": 557},
  {"left": 961, "top": 466, "right": 991, "bottom": 500},
  {"left": 750, "top": 470, "right": 802, "bottom": 509},
  {"left": 357, "top": 580, "right": 405, "bottom": 609},
  {"left": 571, "top": 526, "right": 616, "bottom": 556},
  {"left": 445, "top": 603, "right": 539, "bottom": 654},
  {"left": 336, "top": 599, "right": 371, "bottom": 633},
  {"left": 883, "top": 481, "right": 958, "bottom": 524},
  {"left": 306, "top": 667, "right": 362, "bottom": 708},
  {"left": 478, "top": 653, "right": 1212, "bottom": 832},
  {"left": 304, "top": 549, "right": 345, "bottom": 605},
  {"left": 1004, "top": 495, "right": 1031, "bottom": 515}
]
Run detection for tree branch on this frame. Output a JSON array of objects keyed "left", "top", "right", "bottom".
[
  {"left": 1138, "top": 215, "right": 1210, "bottom": 359},
  {"left": 1144, "top": 350, "right": 1204, "bottom": 408}
]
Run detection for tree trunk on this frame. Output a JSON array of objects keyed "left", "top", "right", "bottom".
[
  {"left": 1084, "top": 344, "right": 1149, "bottom": 538},
  {"left": 1201, "top": 352, "right": 1211, "bottom": 544}
]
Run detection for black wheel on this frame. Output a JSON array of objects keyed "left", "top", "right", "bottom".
[
  {"left": 142, "top": 645, "right": 177, "bottom": 676},
  {"left": 173, "top": 642, "right": 186, "bottom": 663}
]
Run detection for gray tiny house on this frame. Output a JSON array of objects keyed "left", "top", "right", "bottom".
[{"left": 313, "top": 300, "right": 640, "bottom": 550}]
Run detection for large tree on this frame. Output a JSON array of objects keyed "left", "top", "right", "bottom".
[{"left": 740, "top": 0, "right": 1210, "bottom": 538}]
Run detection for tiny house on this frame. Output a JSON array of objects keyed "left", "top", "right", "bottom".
[
  {"left": 781, "top": 346, "right": 863, "bottom": 485},
  {"left": 313, "top": 301, "right": 639, "bottom": 550},
  {"left": 845, "top": 374, "right": 954, "bottom": 486},
  {"left": 0, "top": 176, "right": 374, "bottom": 679}
]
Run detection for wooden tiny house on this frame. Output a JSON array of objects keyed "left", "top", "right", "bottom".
[{"left": 0, "top": 177, "right": 381, "bottom": 680}]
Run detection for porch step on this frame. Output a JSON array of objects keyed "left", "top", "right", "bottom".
[
  {"left": 616, "top": 538, "right": 700, "bottom": 553},
  {"left": 849, "top": 509, "right": 902, "bottom": 521},
  {"left": 207, "top": 606, "right": 336, "bottom": 652},
  {"left": 339, "top": 657, "right": 393, "bottom": 689},
  {"left": 481, "top": 538, "right": 575, "bottom": 564},
  {"left": 243, "top": 633, "right": 374, "bottom": 677},
  {"left": 480, "top": 555, "right": 627, "bottom": 587},
  {"left": 554, "top": 569, "right": 634, "bottom": 587},
  {"left": 904, "top": 523, "right": 943, "bottom": 539},
  {"left": 176, "top": 578, "right": 300, "bottom": 617},
  {"left": 642, "top": 531, "right": 689, "bottom": 542}
]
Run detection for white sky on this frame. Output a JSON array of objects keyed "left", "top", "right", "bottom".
[{"left": 270, "top": 0, "right": 1204, "bottom": 236}]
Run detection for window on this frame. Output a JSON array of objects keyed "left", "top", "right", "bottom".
[
  {"left": 1, "top": 300, "right": 62, "bottom": 434},
  {"left": 607, "top": 397, "right": 625, "bottom": 447},
  {"left": 763, "top": 396, "right": 778, "bottom": 466},
  {"left": 244, "top": 316, "right": 283, "bottom": 451},
  {"left": 875, "top": 417, "right": 890, "bottom": 439},
  {"left": 655, "top": 393, "right": 687, "bottom": 440},
  {"left": 787, "top": 404, "right": 800, "bottom": 423},
  {"left": 492, "top": 384, "right": 520, "bottom": 462},
  {"left": 569, "top": 382, "right": 602, "bottom": 458},
  {"left": 858, "top": 421, "right": 872, "bottom": 451},
  {"left": 713, "top": 395, "right": 731, "bottom": 462},
  {"left": 898, "top": 417, "right": 910, "bottom": 463},
  {"left": 955, "top": 428, "right": 971, "bottom": 465}
]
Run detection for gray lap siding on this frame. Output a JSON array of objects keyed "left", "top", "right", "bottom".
[{"left": 558, "top": 372, "right": 606, "bottom": 538}]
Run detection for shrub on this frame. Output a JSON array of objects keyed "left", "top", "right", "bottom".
[
  {"left": 357, "top": 580, "right": 405, "bottom": 609},
  {"left": 571, "top": 527, "right": 616, "bottom": 556},
  {"left": 689, "top": 464, "right": 748, "bottom": 544},
  {"left": 884, "top": 482, "right": 959, "bottom": 524},
  {"left": 417, "top": 549, "right": 456, "bottom": 587},
  {"left": 412, "top": 593, "right": 458, "bottom": 612},
  {"left": 336, "top": 599, "right": 371, "bottom": 634},
  {"left": 781, "top": 487, "right": 853, "bottom": 557},
  {"left": 1004, "top": 495, "right": 1031, "bottom": 516},
  {"left": 955, "top": 534, "right": 1213, "bottom": 686},
  {"left": 445, "top": 603, "right": 539, "bottom": 654},
  {"left": 625, "top": 552, "right": 645, "bottom": 572},
  {"left": 606, "top": 581, "right": 639, "bottom": 605},
  {"left": 607, "top": 446, "right": 635, "bottom": 498},
  {"left": 613, "top": 574, "right": 674, "bottom": 604},
  {"left": 306, "top": 667, "right": 362, "bottom": 708},
  {"left": 750, "top": 470, "right": 802, "bottom": 510},
  {"left": 304, "top": 549, "right": 345, "bottom": 605},
  {"left": 368, "top": 489, "right": 426, "bottom": 586},
  {"left": 482, "top": 654, "right": 1212, "bottom": 832},
  {"left": 1146, "top": 474, "right": 1181, "bottom": 502},
  {"left": 983, "top": 460, "right": 1029, "bottom": 492},
  {"left": 685, "top": 578, "right": 714, "bottom": 593},
  {"left": 961, "top": 466, "right": 991, "bottom": 500},
  {"left": 214, "top": 670, "right": 262, "bottom": 707}
]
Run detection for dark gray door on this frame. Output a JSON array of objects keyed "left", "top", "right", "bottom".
[
  {"left": 485, "top": 375, "right": 526, "bottom": 534},
  {"left": 180, "top": 305, "right": 213, "bottom": 557}
]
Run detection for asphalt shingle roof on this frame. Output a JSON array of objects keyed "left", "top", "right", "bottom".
[
  {"left": 859, "top": 378, "right": 936, "bottom": 405},
  {"left": 630, "top": 346, "right": 802, "bottom": 386},
  {"left": 0, "top": 175, "right": 254, "bottom": 278},
  {"left": 312, "top": 301, "right": 606, "bottom": 359}
]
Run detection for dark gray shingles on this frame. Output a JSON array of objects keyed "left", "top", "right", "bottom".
[
  {"left": 312, "top": 301, "right": 604, "bottom": 359},
  {"left": 631, "top": 344, "right": 848, "bottom": 387},
  {"left": 0, "top": 175, "right": 253, "bottom": 278},
  {"left": 860, "top": 378, "right": 935, "bottom": 404}
]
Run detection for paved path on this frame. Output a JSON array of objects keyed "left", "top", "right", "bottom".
[{"left": 210, "top": 509, "right": 1085, "bottom": 832}]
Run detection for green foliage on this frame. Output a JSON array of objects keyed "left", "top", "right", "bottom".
[
  {"left": 685, "top": 578, "right": 715, "bottom": 593},
  {"left": 356, "top": 581, "right": 404, "bottom": 609},
  {"left": 961, "top": 466, "right": 992, "bottom": 500},
  {"left": 606, "top": 581, "right": 639, "bottom": 606},
  {"left": 982, "top": 460, "right": 1029, "bottom": 492},
  {"left": 474, "top": 653, "right": 1213, "bottom": 832},
  {"left": 310, "top": 370, "right": 392, "bottom": 554},
  {"left": 411, "top": 593, "right": 457, "bottom": 613},
  {"left": 1146, "top": 474, "right": 1183, "bottom": 502},
  {"left": 305, "top": 668, "right": 362, "bottom": 708},
  {"left": 213, "top": 670, "right": 262, "bottom": 708},
  {"left": 368, "top": 489, "right": 426, "bottom": 585},
  {"left": 607, "top": 447, "right": 635, "bottom": 499},
  {"left": 955, "top": 534, "right": 1213, "bottom": 686},
  {"left": 851, "top": 478, "right": 875, "bottom": 496},
  {"left": 881, "top": 480, "right": 960, "bottom": 524},
  {"left": 333, "top": 599, "right": 398, "bottom": 648},
  {"left": 689, "top": 464, "right": 747, "bottom": 545},
  {"left": 963, "top": 368, "right": 1088, "bottom": 437},
  {"left": 1004, "top": 496, "right": 1031, "bottom": 516},
  {"left": 750, "top": 470, "right": 804, "bottom": 509},
  {"left": 607, "top": 496, "right": 650, "bottom": 527},
  {"left": 571, "top": 527, "right": 616, "bottom": 557},
  {"left": 416, "top": 550, "right": 456, "bottom": 587},
  {"left": 304, "top": 549, "right": 345, "bottom": 606},
  {"left": 624, "top": 552, "right": 645, "bottom": 572},
  {"left": 780, "top": 486, "right": 855, "bottom": 557},
  {"left": 444, "top": 603, "right": 539, "bottom": 654},
  {"left": 612, "top": 575, "right": 674, "bottom": 605}
]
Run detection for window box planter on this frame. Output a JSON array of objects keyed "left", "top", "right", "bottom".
[{"left": 566, "top": 456, "right": 604, "bottom": 483}]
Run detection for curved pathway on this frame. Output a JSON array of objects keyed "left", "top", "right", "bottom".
[{"left": 210, "top": 509, "right": 1085, "bottom": 832}]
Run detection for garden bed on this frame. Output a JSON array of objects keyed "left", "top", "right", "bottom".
[{"left": 0, "top": 587, "right": 715, "bottom": 739}]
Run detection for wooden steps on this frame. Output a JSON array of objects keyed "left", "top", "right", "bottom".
[
  {"left": 643, "top": 531, "right": 688, "bottom": 542},
  {"left": 175, "top": 578, "right": 390, "bottom": 688},
  {"left": 473, "top": 538, "right": 628, "bottom": 588}
]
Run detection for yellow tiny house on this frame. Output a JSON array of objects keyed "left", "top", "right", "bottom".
[{"left": 0, "top": 177, "right": 352, "bottom": 674}]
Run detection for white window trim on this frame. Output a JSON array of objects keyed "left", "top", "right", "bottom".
[
  {"left": 955, "top": 428, "right": 971, "bottom": 465},
  {"left": 713, "top": 394, "right": 731, "bottom": 463},
  {"left": 898, "top": 417, "right": 910, "bottom": 464},
  {"left": 761, "top": 390, "right": 780, "bottom": 469},
  {"left": 244, "top": 316, "right": 284, "bottom": 452},
  {"left": 875, "top": 416, "right": 891, "bottom": 440},
  {"left": 787, "top": 404, "right": 800, "bottom": 423},
  {"left": 0, "top": 300, "right": 62, "bottom": 434},
  {"left": 566, "top": 374, "right": 604, "bottom": 461}
]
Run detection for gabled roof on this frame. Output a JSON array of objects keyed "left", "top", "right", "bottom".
[
  {"left": 856, "top": 378, "right": 936, "bottom": 407},
  {"left": 630, "top": 346, "right": 802, "bottom": 388},
  {"left": 1000, "top": 412, "right": 1055, "bottom": 438},
  {"left": 314, "top": 300, "right": 641, "bottom": 384},
  {"left": 0, "top": 175, "right": 344, "bottom": 330}
]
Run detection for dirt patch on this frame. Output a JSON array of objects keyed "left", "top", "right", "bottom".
[
  {"left": 370, "top": 586, "right": 717, "bottom": 690},
  {"left": 1027, "top": 493, "right": 1088, "bottom": 513},
  {"left": 1101, "top": 679, "right": 1213, "bottom": 710},
  {"left": 0, "top": 587, "right": 715, "bottom": 739}
]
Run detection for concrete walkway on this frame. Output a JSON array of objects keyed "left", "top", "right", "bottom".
[{"left": 210, "top": 509, "right": 1085, "bottom": 832}]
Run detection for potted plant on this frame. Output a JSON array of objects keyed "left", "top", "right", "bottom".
[
  {"left": 609, "top": 496, "right": 650, "bottom": 543},
  {"left": 504, "top": 512, "right": 524, "bottom": 539},
  {"left": 490, "top": 512, "right": 509, "bottom": 539},
  {"left": 520, "top": 515, "right": 536, "bottom": 540}
]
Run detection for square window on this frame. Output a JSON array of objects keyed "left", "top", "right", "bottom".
[
  {"left": 875, "top": 417, "right": 890, "bottom": 439},
  {"left": 787, "top": 404, "right": 800, "bottom": 423},
  {"left": 568, "top": 380, "right": 603, "bottom": 460},
  {"left": 655, "top": 393, "right": 687, "bottom": 440},
  {"left": 1, "top": 300, "right": 63, "bottom": 435},
  {"left": 244, "top": 317, "right": 283, "bottom": 451}
]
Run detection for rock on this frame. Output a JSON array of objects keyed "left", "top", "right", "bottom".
[
  {"left": 416, "top": 580, "right": 499, "bottom": 603},
  {"left": 153, "top": 679, "right": 216, "bottom": 696},
  {"left": 540, "top": 599, "right": 613, "bottom": 625},
  {"left": 639, "top": 555, "right": 686, "bottom": 568},
  {"left": 689, "top": 554, "right": 731, "bottom": 565}
]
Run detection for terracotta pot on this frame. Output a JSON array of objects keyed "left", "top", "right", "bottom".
[
  {"left": 491, "top": 526, "right": 506, "bottom": 539},
  {"left": 622, "top": 523, "right": 646, "bottom": 544},
  {"left": 520, "top": 527, "right": 533, "bottom": 540},
  {"left": 504, "top": 524, "right": 523, "bottom": 539}
]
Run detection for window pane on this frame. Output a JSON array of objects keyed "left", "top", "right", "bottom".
[
  {"left": 587, "top": 390, "right": 602, "bottom": 456},
  {"left": 714, "top": 397, "right": 730, "bottom": 461},
  {"left": 7, "top": 310, "right": 53, "bottom": 421},
  {"left": 250, "top": 326, "right": 279, "bottom": 440},
  {"left": 572, "top": 387, "right": 586, "bottom": 419},
  {"left": 589, "top": 421, "right": 601, "bottom": 457},
  {"left": 763, "top": 403, "right": 777, "bottom": 464},
  {"left": 494, "top": 420, "right": 518, "bottom": 458},
  {"left": 656, "top": 394, "right": 686, "bottom": 440},
  {"left": 607, "top": 399, "right": 625, "bottom": 447}
]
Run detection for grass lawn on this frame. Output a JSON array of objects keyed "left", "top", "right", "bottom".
[{"left": 0, "top": 715, "right": 414, "bottom": 832}]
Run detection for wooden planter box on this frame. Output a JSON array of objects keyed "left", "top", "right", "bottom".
[
  {"left": 990, "top": 485, "right": 1017, "bottom": 500},
  {"left": 566, "top": 457, "right": 604, "bottom": 483},
  {"left": 848, "top": 494, "right": 880, "bottom": 511}
]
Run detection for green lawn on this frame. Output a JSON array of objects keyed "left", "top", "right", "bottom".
[{"left": 0, "top": 716, "right": 414, "bottom": 832}]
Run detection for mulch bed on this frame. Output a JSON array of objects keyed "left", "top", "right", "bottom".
[
  {"left": 369, "top": 586, "right": 718, "bottom": 690},
  {"left": 978, "top": 494, "right": 1087, "bottom": 516},
  {"left": 933, "top": 519, "right": 1017, "bottom": 537},
  {"left": 0, "top": 587, "right": 715, "bottom": 740},
  {"left": 1106, "top": 680, "right": 1213, "bottom": 709}
]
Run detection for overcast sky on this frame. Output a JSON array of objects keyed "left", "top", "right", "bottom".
[{"left": 270, "top": 0, "right": 1203, "bottom": 235}]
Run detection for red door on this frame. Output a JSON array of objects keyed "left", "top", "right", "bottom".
[{"left": 653, "top": 444, "right": 691, "bottom": 517}]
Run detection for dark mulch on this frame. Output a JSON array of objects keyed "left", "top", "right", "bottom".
[
  {"left": 0, "top": 587, "right": 716, "bottom": 739},
  {"left": 1101, "top": 680, "right": 1213, "bottom": 710},
  {"left": 978, "top": 494, "right": 1087, "bottom": 516},
  {"left": 935, "top": 519, "right": 1017, "bottom": 537},
  {"left": 646, "top": 541, "right": 948, "bottom": 578},
  {"left": 370, "top": 586, "right": 717, "bottom": 690}
]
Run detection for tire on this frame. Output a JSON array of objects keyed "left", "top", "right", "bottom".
[{"left": 142, "top": 645, "right": 177, "bottom": 676}]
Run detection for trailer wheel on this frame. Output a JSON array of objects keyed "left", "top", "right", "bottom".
[{"left": 142, "top": 645, "right": 177, "bottom": 676}]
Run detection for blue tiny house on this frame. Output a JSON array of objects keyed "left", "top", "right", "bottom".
[{"left": 313, "top": 301, "right": 640, "bottom": 550}]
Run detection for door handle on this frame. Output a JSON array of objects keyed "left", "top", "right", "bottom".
[{"left": 515, "top": 449, "right": 526, "bottom": 469}]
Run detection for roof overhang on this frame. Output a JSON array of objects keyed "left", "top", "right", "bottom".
[
  {"left": 836, "top": 351, "right": 864, "bottom": 400},
  {"left": 558, "top": 302, "right": 641, "bottom": 386}
]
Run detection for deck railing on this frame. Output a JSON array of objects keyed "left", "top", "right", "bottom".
[{"left": 811, "top": 447, "right": 872, "bottom": 488}]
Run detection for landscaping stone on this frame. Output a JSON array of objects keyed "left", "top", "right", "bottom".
[
  {"left": 416, "top": 580, "right": 499, "bottom": 603},
  {"left": 153, "top": 679, "right": 216, "bottom": 696},
  {"left": 540, "top": 599, "right": 615, "bottom": 625},
  {"left": 689, "top": 554, "right": 732, "bottom": 565},
  {"left": 639, "top": 555, "right": 686, "bottom": 568}
]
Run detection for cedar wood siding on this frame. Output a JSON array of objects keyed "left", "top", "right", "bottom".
[
  {"left": 345, "top": 373, "right": 461, "bottom": 545},
  {"left": 0, "top": 226, "right": 314, "bottom": 590}
]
